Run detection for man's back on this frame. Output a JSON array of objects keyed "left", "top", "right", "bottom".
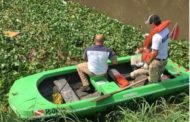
[
  {"left": 85, "top": 45, "right": 115, "bottom": 75},
  {"left": 77, "top": 34, "right": 117, "bottom": 92},
  {"left": 152, "top": 28, "right": 169, "bottom": 59}
]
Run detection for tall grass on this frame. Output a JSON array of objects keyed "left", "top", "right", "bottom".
[
  {"left": 0, "top": 93, "right": 188, "bottom": 122},
  {"left": 103, "top": 93, "right": 189, "bottom": 122},
  {"left": 0, "top": 104, "right": 24, "bottom": 122}
]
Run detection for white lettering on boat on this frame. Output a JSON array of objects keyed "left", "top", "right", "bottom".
[
  {"left": 123, "top": 92, "right": 138, "bottom": 99},
  {"left": 45, "top": 109, "right": 58, "bottom": 115}
]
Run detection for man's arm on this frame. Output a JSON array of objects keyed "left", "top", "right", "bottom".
[
  {"left": 83, "top": 49, "right": 88, "bottom": 61},
  {"left": 146, "top": 34, "right": 161, "bottom": 65},
  {"left": 109, "top": 50, "right": 118, "bottom": 65},
  {"left": 146, "top": 49, "right": 158, "bottom": 65},
  {"left": 111, "top": 57, "right": 118, "bottom": 65}
]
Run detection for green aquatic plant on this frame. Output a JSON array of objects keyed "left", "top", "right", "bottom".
[{"left": 0, "top": 0, "right": 188, "bottom": 121}]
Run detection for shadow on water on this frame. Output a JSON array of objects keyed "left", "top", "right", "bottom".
[{"left": 71, "top": 0, "right": 189, "bottom": 40}]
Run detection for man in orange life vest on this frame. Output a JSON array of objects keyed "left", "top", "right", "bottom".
[{"left": 128, "top": 15, "right": 169, "bottom": 83}]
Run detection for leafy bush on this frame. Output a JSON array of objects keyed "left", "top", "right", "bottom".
[{"left": 169, "top": 39, "right": 189, "bottom": 68}]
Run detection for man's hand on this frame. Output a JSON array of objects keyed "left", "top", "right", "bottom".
[
  {"left": 146, "top": 49, "right": 158, "bottom": 65},
  {"left": 143, "top": 63, "right": 149, "bottom": 69},
  {"left": 111, "top": 58, "right": 118, "bottom": 65},
  {"left": 135, "top": 48, "right": 140, "bottom": 54},
  {"left": 135, "top": 47, "right": 144, "bottom": 54}
]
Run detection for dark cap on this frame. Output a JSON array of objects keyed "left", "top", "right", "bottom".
[{"left": 145, "top": 15, "right": 161, "bottom": 24}]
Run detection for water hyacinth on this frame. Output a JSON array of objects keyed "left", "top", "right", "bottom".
[{"left": 0, "top": 0, "right": 188, "bottom": 121}]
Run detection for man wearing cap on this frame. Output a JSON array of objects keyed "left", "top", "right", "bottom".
[
  {"left": 77, "top": 34, "right": 117, "bottom": 92},
  {"left": 127, "top": 15, "right": 169, "bottom": 83}
]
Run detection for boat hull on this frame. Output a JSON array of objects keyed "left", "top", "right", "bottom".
[{"left": 8, "top": 56, "right": 189, "bottom": 119}]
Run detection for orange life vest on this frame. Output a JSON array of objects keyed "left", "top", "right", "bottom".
[
  {"left": 142, "top": 48, "right": 151, "bottom": 63},
  {"left": 143, "top": 20, "right": 171, "bottom": 48},
  {"left": 142, "top": 20, "right": 171, "bottom": 62}
]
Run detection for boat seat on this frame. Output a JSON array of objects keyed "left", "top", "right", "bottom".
[
  {"left": 53, "top": 78, "right": 79, "bottom": 103},
  {"left": 90, "top": 74, "right": 120, "bottom": 94}
]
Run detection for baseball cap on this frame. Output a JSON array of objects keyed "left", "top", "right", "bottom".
[{"left": 145, "top": 15, "right": 161, "bottom": 24}]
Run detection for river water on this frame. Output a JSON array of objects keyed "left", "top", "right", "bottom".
[{"left": 71, "top": 0, "right": 189, "bottom": 40}]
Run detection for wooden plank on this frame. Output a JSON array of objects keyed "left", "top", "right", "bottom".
[{"left": 53, "top": 78, "right": 79, "bottom": 103}]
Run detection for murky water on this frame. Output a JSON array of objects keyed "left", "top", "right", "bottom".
[{"left": 71, "top": 0, "right": 189, "bottom": 40}]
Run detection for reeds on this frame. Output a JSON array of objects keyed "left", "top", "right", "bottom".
[{"left": 1, "top": 93, "right": 188, "bottom": 122}]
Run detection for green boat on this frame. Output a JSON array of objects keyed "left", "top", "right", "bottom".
[{"left": 8, "top": 56, "right": 189, "bottom": 119}]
